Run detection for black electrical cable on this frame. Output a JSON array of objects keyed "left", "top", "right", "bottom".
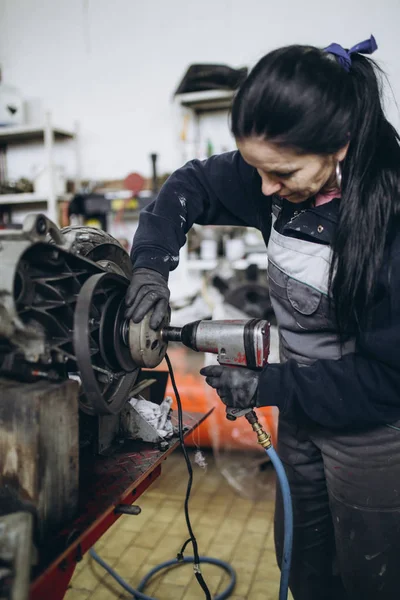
[
  {"left": 164, "top": 353, "right": 212, "bottom": 600},
  {"left": 88, "top": 353, "right": 292, "bottom": 599},
  {"left": 88, "top": 354, "right": 236, "bottom": 599}
]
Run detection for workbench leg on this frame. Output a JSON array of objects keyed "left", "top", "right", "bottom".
[{"left": 30, "top": 562, "right": 76, "bottom": 600}]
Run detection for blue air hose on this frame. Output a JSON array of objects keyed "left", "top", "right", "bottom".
[
  {"left": 88, "top": 443, "right": 293, "bottom": 600},
  {"left": 89, "top": 548, "right": 236, "bottom": 599},
  {"left": 265, "top": 446, "right": 293, "bottom": 600}
]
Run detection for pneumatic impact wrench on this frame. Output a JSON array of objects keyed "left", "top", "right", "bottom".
[{"left": 161, "top": 318, "right": 270, "bottom": 421}]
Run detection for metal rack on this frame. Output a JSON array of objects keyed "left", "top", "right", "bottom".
[{"left": 0, "top": 112, "right": 80, "bottom": 224}]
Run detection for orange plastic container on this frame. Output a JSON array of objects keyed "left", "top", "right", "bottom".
[{"left": 151, "top": 347, "right": 278, "bottom": 450}]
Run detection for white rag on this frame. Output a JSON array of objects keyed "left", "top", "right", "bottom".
[{"left": 129, "top": 396, "right": 174, "bottom": 439}]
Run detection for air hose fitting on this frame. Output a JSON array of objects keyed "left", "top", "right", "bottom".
[{"left": 245, "top": 410, "right": 272, "bottom": 449}]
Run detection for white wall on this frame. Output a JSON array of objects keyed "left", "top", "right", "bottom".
[{"left": 1, "top": 0, "right": 399, "bottom": 181}]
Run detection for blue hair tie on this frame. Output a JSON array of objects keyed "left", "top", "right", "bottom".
[{"left": 324, "top": 35, "right": 378, "bottom": 71}]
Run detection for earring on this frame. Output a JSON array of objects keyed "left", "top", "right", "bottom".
[{"left": 336, "top": 162, "right": 342, "bottom": 189}]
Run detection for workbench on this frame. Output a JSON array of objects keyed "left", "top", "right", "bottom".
[{"left": 30, "top": 410, "right": 211, "bottom": 600}]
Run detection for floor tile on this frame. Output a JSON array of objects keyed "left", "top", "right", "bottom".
[{"left": 70, "top": 449, "right": 277, "bottom": 600}]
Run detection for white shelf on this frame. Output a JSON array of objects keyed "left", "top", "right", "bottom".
[
  {"left": 0, "top": 193, "right": 71, "bottom": 206},
  {"left": 0, "top": 124, "right": 75, "bottom": 144}
]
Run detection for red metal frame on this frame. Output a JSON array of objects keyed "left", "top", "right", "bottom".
[
  {"left": 30, "top": 469, "right": 160, "bottom": 600},
  {"left": 30, "top": 410, "right": 211, "bottom": 600}
]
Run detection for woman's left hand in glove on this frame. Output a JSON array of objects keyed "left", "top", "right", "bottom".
[{"left": 200, "top": 365, "right": 259, "bottom": 409}]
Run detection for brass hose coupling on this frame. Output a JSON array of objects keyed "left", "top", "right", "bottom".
[{"left": 245, "top": 410, "right": 272, "bottom": 449}]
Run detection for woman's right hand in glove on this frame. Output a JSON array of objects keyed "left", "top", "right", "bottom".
[{"left": 125, "top": 267, "right": 170, "bottom": 330}]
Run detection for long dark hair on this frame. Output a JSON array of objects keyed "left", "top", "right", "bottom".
[{"left": 231, "top": 45, "right": 400, "bottom": 334}]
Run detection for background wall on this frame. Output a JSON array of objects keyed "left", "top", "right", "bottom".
[{"left": 1, "top": 0, "right": 399, "bottom": 182}]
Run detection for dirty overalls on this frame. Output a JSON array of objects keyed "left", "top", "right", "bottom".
[{"left": 267, "top": 198, "right": 400, "bottom": 600}]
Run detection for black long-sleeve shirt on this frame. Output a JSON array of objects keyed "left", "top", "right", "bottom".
[{"left": 131, "top": 151, "right": 400, "bottom": 429}]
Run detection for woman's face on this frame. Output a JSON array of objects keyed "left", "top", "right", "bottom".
[{"left": 237, "top": 136, "right": 348, "bottom": 203}]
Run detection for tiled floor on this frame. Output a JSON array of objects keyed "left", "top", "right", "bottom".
[{"left": 66, "top": 449, "right": 290, "bottom": 600}]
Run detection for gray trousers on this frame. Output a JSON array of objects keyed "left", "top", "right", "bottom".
[{"left": 274, "top": 416, "right": 400, "bottom": 599}]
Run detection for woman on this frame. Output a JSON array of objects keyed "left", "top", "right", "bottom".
[{"left": 125, "top": 36, "right": 400, "bottom": 599}]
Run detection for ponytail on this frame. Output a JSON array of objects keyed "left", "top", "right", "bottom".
[{"left": 331, "top": 54, "right": 400, "bottom": 333}]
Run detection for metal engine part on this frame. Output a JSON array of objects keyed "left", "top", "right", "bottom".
[
  {"left": 128, "top": 310, "right": 169, "bottom": 368},
  {"left": 0, "top": 214, "right": 167, "bottom": 417}
]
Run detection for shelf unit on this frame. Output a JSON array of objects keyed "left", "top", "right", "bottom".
[
  {"left": 177, "top": 89, "right": 235, "bottom": 114},
  {"left": 0, "top": 112, "right": 80, "bottom": 224},
  {"left": 176, "top": 88, "right": 237, "bottom": 162},
  {"left": 0, "top": 192, "right": 72, "bottom": 206},
  {"left": 0, "top": 124, "right": 75, "bottom": 144},
  {"left": 175, "top": 88, "right": 261, "bottom": 278}
]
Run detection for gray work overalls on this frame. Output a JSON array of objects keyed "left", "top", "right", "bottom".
[{"left": 266, "top": 201, "right": 400, "bottom": 600}]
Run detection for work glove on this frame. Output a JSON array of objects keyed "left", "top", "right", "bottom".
[
  {"left": 125, "top": 267, "right": 170, "bottom": 330},
  {"left": 200, "top": 365, "right": 259, "bottom": 409}
]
